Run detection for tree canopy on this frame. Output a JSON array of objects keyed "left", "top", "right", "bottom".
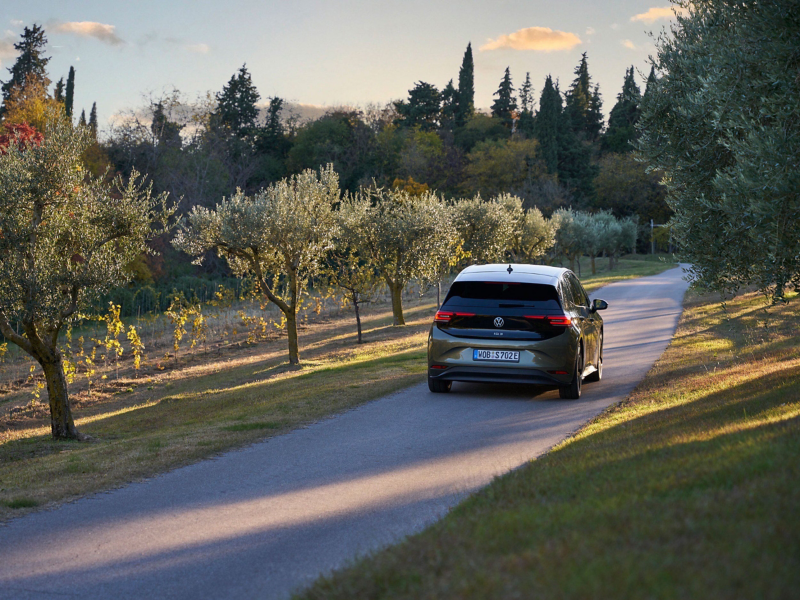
[{"left": 637, "top": 0, "right": 800, "bottom": 300}]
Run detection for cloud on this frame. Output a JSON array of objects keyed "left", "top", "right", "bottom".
[
  {"left": 185, "top": 43, "right": 209, "bottom": 54},
  {"left": 51, "top": 21, "right": 124, "bottom": 45},
  {"left": 631, "top": 6, "right": 687, "bottom": 23},
  {"left": 621, "top": 39, "right": 637, "bottom": 50},
  {"left": 10, "top": 20, "right": 23, "bottom": 27},
  {"left": 0, "top": 35, "right": 16, "bottom": 67},
  {"left": 480, "top": 26, "right": 582, "bottom": 52},
  {"left": 585, "top": 27, "right": 595, "bottom": 35}
]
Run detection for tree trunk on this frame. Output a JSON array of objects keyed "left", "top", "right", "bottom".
[
  {"left": 286, "top": 311, "right": 300, "bottom": 364},
  {"left": 591, "top": 255, "right": 596, "bottom": 275},
  {"left": 353, "top": 297, "right": 363, "bottom": 344},
  {"left": 41, "top": 355, "right": 79, "bottom": 440},
  {"left": 569, "top": 256, "right": 575, "bottom": 272},
  {"left": 609, "top": 254, "right": 614, "bottom": 271},
  {"left": 390, "top": 282, "right": 405, "bottom": 326}
]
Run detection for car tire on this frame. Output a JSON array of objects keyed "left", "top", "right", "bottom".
[
  {"left": 428, "top": 376, "right": 452, "bottom": 393},
  {"left": 559, "top": 346, "right": 583, "bottom": 399}
]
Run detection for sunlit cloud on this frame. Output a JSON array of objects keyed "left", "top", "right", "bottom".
[
  {"left": 631, "top": 6, "right": 688, "bottom": 23},
  {"left": 51, "top": 21, "right": 124, "bottom": 45},
  {"left": 621, "top": 39, "right": 637, "bottom": 50},
  {"left": 185, "top": 43, "right": 209, "bottom": 54},
  {"left": 480, "top": 26, "right": 581, "bottom": 52}
]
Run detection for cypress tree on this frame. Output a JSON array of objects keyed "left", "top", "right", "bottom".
[
  {"left": 564, "top": 52, "right": 603, "bottom": 141},
  {"left": 517, "top": 72, "right": 535, "bottom": 138},
  {"left": 215, "top": 64, "right": 261, "bottom": 137},
  {"left": 491, "top": 67, "right": 517, "bottom": 128},
  {"left": 88, "top": 102, "right": 98, "bottom": 138},
  {"left": 534, "top": 75, "right": 560, "bottom": 173},
  {"left": 78, "top": 109, "right": 86, "bottom": 127},
  {"left": 64, "top": 66, "right": 75, "bottom": 118},
  {"left": 643, "top": 65, "right": 657, "bottom": 101},
  {"left": 1, "top": 24, "right": 51, "bottom": 116},
  {"left": 602, "top": 66, "right": 642, "bottom": 153},
  {"left": 455, "top": 43, "right": 474, "bottom": 127},
  {"left": 53, "top": 77, "right": 64, "bottom": 102}
]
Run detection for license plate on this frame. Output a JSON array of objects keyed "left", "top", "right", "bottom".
[{"left": 473, "top": 349, "right": 520, "bottom": 362}]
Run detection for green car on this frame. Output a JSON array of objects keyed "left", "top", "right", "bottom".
[{"left": 427, "top": 264, "right": 608, "bottom": 399}]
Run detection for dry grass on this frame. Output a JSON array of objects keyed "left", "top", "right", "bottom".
[
  {"left": 0, "top": 257, "right": 676, "bottom": 521},
  {"left": 296, "top": 289, "right": 800, "bottom": 600}
]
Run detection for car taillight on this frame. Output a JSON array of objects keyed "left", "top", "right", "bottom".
[
  {"left": 455, "top": 312, "right": 475, "bottom": 317},
  {"left": 434, "top": 311, "right": 453, "bottom": 322},
  {"left": 524, "top": 315, "right": 545, "bottom": 320},
  {"left": 548, "top": 315, "right": 572, "bottom": 327}
]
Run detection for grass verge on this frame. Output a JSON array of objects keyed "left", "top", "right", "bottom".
[
  {"left": 0, "top": 256, "right": 676, "bottom": 521},
  {"left": 296, "top": 289, "right": 800, "bottom": 600}
]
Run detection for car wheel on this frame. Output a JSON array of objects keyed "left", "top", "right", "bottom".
[
  {"left": 559, "top": 346, "right": 583, "bottom": 399},
  {"left": 428, "top": 375, "right": 452, "bottom": 393},
  {"left": 586, "top": 334, "right": 603, "bottom": 383}
]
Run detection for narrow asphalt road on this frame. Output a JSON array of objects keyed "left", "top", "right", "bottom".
[{"left": 0, "top": 265, "right": 690, "bottom": 600}]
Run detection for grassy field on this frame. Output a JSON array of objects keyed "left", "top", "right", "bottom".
[
  {"left": 296, "top": 289, "right": 800, "bottom": 600},
  {"left": 0, "top": 256, "right": 677, "bottom": 520}
]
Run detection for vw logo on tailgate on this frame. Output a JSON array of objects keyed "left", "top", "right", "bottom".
[{"left": 493, "top": 317, "right": 505, "bottom": 328}]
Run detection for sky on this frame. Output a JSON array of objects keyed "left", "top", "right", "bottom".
[{"left": 0, "top": 1, "right": 683, "bottom": 132}]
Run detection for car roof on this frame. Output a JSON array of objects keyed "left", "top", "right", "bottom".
[{"left": 453, "top": 263, "right": 569, "bottom": 286}]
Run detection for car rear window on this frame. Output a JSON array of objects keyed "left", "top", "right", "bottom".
[{"left": 443, "top": 281, "right": 561, "bottom": 309}]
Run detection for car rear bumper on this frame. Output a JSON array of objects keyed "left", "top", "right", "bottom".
[{"left": 427, "top": 365, "right": 567, "bottom": 386}]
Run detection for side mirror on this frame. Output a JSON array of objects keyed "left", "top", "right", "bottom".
[{"left": 592, "top": 298, "right": 608, "bottom": 312}]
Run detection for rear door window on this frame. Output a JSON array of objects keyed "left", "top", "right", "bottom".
[
  {"left": 569, "top": 275, "right": 590, "bottom": 309},
  {"left": 444, "top": 281, "right": 561, "bottom": 309}
]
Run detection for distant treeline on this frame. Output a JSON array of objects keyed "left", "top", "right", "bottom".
[{"left": 1, "top": 27, "right": 671, "bottom": 286}]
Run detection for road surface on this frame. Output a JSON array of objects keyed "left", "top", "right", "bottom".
[{"left": 0, "top": 265, "right": 690, "bottom": 599}]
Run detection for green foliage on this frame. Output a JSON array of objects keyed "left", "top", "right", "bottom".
[
  {"left": 454, "top": 194, "right": 522, "bottom": 265},
  {"left": 564, "top": 52, "right": 603, "bottom": 142},
  {"left": 0, "top": 116, "right": 173, "bottom": 332},
  {"left": 594, "top": 152, "right": 670, "bottom": 229},
  {"left": 64, "top": 66, "right": 75, "bottom": 119},
  {"left": 534, "top": 76, "right": 560, "bottom": 174},
  {"left": 490, "top": 67, "right": 517, "bottom": 128},
  {"left": 601, "top": 66, "right": 641, "bottom": 154},
  {"left": 454, "top": 113, "right": 509, "bottom": 153},
  {"left": 455, "top": 43, "right": 475, "bottom": 127},
  {"left": 394, "top": 82, "right": 441, "bottom": 132},
  {"left": 637, "top": 0, "right": 800, "bottom": 300},
  {"left": 287, "top": 110, "right": 375, "bottom": 193},
  {"left": 1, "top": 24, "right": 50, "bottom": 117},
  {"left": 461, "top": 138, "right": 545, "bottom": 198},
  {"left": 517, "top": 72, "right": 535, "bottom": 138},
  {"left": 214, "top": 64, "right": 260, "bottom": 137},
  {"left": 509, "top": 206, "right": 556, "bottom": 263}
]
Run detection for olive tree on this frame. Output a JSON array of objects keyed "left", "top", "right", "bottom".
[
  {"left": 637, "top": 0, "right": 800, "bottom": 300},
  {"left": 173, "top": 165, "right": 339, "bottom": 364},
  {"left": 508, "top": 206, "right": 556, "bottom": 264},
  {"left": 326, "top": 202, "right": 381, "bottom": 343},
  {"left": 551, "top": 208, "right": 583, "bottom": 272},
  {"left": 0, "top": 117, "right": 173, "bottom": 440},
  {"left": 344, "top": 187, "right": 458, "bottom": 326},
  {"left": 453, "top": 193, "right": 522, "bottom": 265}
]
